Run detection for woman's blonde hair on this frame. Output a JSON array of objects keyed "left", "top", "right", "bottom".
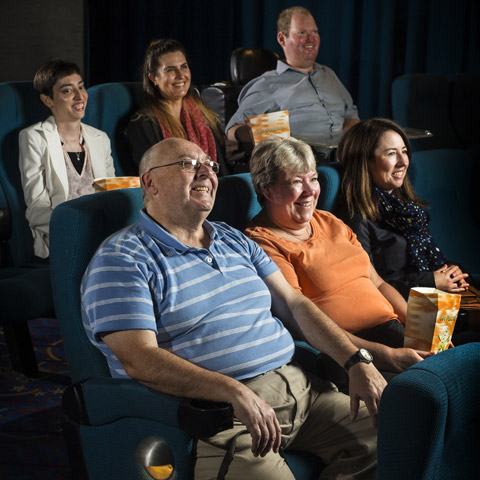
[
  {"left": 336, "top": 117, "right": 425, "bottom": 221},
  {"left": 250, "top": 137, "right": 316, "bottom": 206},
  {"left": 138, "top": 38, "right": 222, "bottom": 140}
]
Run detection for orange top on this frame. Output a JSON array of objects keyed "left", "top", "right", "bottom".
[{"left": 245, "top": 210, "right": 397, "bottom": 333}]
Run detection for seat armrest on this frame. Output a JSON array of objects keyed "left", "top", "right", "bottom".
[
  {"left": 293, "top": 340, "right": 320, "bottom": 374},
  {"left": 64, "top": 378, "right": 234, "bottom": 437},
  {"left": 178, "top": 399, "right": 233, "bottom": 437},
  {"left": 201, "top": 84, "right": 243, "bottom": 132}
]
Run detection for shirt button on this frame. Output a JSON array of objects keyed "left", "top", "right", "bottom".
[{"left": 206, "top": 257, "right": 213, "bottom": 263}]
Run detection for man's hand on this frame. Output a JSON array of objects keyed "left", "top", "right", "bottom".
[
  {"left": 230, "top": 385, "right": 282, "bottom": 457},
  {"left": 227, "top": 123, "right": 254, "bottom": 144},
  {"left": 348, "top": 362, "right": 387, "bottom": 428},
  {"left": 381, "top": 348, "right": 433, "bottom": 373}
]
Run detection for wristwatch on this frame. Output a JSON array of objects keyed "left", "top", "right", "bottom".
[{"left": 344, "top": 348, "right": 373, "bottom": 372}]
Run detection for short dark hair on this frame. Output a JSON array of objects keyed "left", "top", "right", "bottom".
[
  {"left": 277, "top": 6, "right": 313, "bottom": 35},
  {"left": 33, "top": 58, "right": 82, "bottom": 98}
]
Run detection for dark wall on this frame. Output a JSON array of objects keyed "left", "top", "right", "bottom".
[{"left": 0, "top": 0, "right": 85, "bottom": 82}]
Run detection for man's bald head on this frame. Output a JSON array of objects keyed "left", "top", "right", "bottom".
[
  {"left": 139, "top": 138, "right": 189, "bottom": 176},
  {"left": 139, "top": 138, "right": 193, "bottom": 201}
]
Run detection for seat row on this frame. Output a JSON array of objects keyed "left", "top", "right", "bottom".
[
  {"left": 1, "top": 75, "right": 479, "bottom": 477},
  {"left": 1, "top": 75, "right": 480, "bottom": 376},
  {"left": 48, "top": 171, "right": 480, "bottom": 480}
]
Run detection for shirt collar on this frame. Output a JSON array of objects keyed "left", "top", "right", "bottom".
[
  {"left": 139, "top": 209, "right": 219, "bottom": 254},
  {"left": 276, "top": 59, "right": 322, "bottom": 75}
]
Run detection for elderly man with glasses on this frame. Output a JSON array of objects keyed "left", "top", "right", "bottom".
[{"left": 81, "top": 137, "right": 382, "bottom": 479}]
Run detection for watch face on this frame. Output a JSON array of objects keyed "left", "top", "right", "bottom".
[{"left": 360, "top": 348, "right": 373, "bottom": 362}]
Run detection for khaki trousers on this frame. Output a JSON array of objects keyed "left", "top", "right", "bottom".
[{"left": 195, "top": 363, "right": 377, "bottom": 479}]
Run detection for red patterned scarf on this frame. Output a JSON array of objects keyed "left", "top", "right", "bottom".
[{"left": 156, "top": 96, "right": 217, "bottom": 161}]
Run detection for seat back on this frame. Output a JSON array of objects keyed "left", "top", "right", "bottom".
[
  {"left": 209, "top": 173, "right": 261, "bottom": 227},
  {"left": 392, "top": 74, "right": 462, "bottom": 150},
  {"left": 201, "top": 48, "right": 279, "bottom": 136},
  {"left": 209, "top": 166, "right": 342, "bottom": 230},
  {"left": 84, "top": 82, "right": 143, "bottom": 176},
  {"left": 378, "top": 343, "right": 480, "bottom": 479},
  {"left": 316, "top": 162, "right": 342, "bottom": 213},
  {"left": 0, "top": 180, "right": 12, "bottom": 265},
  {"left": 450, "top": 73, "right": 480, "bottom": 148},
  {"left": 50, "top": 188, "right": 144, "bottom": 383},
  {"left": 0, "top": 81, "right": 47, "bottom": 266},
  {"left": 409, "top": 149, "right": 480, "bottom": 284},
  {"left": 201, "top": 83, "right": 243, "bottom": 133},
  {"left": 230, "top": 48, "right": 279, "bottom": 85}
]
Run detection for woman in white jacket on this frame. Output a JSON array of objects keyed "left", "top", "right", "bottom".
[{"left": 19, "top": 59, "right": 115, "bottom": 258}]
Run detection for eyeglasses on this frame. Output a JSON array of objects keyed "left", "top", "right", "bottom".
[{"left": 148, "top": 159, "right": 220, "bottom": 174}]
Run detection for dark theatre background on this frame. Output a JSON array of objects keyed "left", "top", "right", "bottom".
[{"left": 86, "top": 0, "right": 480, "bottom": 119}]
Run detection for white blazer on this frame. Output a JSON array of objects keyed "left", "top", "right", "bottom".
[{"left": 19, "top": 116, "right": 116, "bottom": 258}]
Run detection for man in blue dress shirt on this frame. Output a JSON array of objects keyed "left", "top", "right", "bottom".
[{"left": 226, "top": 6, "right": 360, "bottom": 156}]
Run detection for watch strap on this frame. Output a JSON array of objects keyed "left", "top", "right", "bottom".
[{"left": 344, "top": 349, "right": 372, "bottom": 371}]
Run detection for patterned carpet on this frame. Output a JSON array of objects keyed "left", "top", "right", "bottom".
[{"left": 0, "top": 317, "right": 72, "bottom": 479}]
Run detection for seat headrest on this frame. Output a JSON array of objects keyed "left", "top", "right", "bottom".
[{"left": 230, "top": 48, "right": 279, "bottom": 85}]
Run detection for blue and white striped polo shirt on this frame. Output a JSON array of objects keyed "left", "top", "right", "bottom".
[{"left": 81, "top": 210, "right": 295, "bottom": 380}]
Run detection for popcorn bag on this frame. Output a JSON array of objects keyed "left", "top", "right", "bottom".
[
  {"left": 404, "top": 287, "right": 461, "bottom": 353},
  {"left": 246, "top": 110, "right": 290, "bottom": 145},
  {"left": 93, "top": 176, "right": 140, "bottom": 192}
]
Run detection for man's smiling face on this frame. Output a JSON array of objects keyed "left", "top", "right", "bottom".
[{"left": 278, "top": 13, "right": 320, "bottom": 72}]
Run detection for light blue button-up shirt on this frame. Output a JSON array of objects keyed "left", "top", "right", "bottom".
[{"left": 226, "top": 60, "right": 359, "bottom": 140}]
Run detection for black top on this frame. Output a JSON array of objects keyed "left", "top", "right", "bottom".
[
  {"left": 67, "top": 151, "right": 86, "bottom": 175},
  {"left": 336, "top": 204, "right": 435, "bottom": 300},
  {"left": 124, "top": 114, "right": 229, "bottom": 176}
]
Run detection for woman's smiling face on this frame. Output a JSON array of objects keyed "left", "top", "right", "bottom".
[
  {"left": 369, "top": 130, "right": 409, "bottom": 193},
  {"left": 264, "top": 168, "right": 320, "bottom": 229},
  {"left": 43, "top": 73, "right": 88, "bottom": 123},
  {"left": 149, "top": 50, "right": 191, "bottom": 102}
]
